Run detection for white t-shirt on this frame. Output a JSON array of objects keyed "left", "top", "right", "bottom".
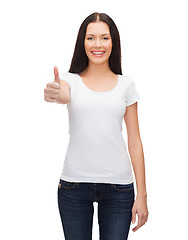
[{"left": 59, "top": 72, "right": 141, "bottom": 184}]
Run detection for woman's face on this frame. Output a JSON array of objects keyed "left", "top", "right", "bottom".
[{"left": 84, "top": 21, "right": 112, "bottom": 65}]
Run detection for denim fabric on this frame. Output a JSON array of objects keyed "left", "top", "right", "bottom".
[{"left": 57, "top": 179, "right": 135, "bottom": 240}]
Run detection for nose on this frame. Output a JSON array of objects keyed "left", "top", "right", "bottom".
[{"left": 94, "top": 38, "right": 102, "bottom": 48}]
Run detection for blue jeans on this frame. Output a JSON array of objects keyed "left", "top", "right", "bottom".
[{"left": 57, "top": 179, "right": 135, "bottom": 240}]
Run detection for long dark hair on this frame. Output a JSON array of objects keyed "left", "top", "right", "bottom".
[{"left": 68, "top": 12, "right": 122, "bottom": 75}]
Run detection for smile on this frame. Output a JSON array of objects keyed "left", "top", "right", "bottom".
[{"left": 91, "top": 51, "right": 105, "bottom": 56}]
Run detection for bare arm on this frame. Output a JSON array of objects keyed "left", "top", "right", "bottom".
[
  {"left": 124, "top": 102, "right": 148, "bottom": 232},
  {"left": 124, "top": 102, "right": 147, "bottom": 197}
]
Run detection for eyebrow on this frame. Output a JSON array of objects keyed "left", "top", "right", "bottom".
[{"left": 86, "top": 33, "right": 110, "bottom": 36}]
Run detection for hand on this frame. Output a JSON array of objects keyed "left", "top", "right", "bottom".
[
  {"left": 131, "top": 195, "right": 149, "bottom": 232},
  {"left": 44, "top": 66, "right": 60, "bottom": 103}
]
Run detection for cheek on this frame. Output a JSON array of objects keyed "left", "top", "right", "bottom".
[
  {"left": 104, "top": 41, "right": 112, "bottom": 51},
  {"left": 105, "top": 44, "right": 112, "bottom": 57},
  {"left": 84, "top": 41, "right": 92, "bottom": 52}
]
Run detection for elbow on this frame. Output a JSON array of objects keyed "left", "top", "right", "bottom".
[{"left": 128, "top": 140, "right": 144, "bottom": 159}]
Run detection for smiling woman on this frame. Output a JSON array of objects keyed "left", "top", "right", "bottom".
[
  {"left": 44, "top": 11, "right": 148, "bottom": 240},
  {"left": 84, "top": 22, "right": 112, "bottom": 64},
  {"left": 69, "top": 13, "right": 122, "bottom": 74}
]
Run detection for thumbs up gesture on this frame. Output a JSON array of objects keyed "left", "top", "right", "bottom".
[
  {"left": 44, "top": 66, "right": 70, "bottom": 104},
  {"left": 44, "top": 66, "right": 60, "bottom": 103}
]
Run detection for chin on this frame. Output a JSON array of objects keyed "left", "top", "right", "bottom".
[{"left": 89, "top": 57, "right": 109, "bottom": 65}]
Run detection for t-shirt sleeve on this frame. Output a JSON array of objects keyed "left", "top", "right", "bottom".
[
  {"left": 59, "top": 72, "right": 72, "bottom": 87},
  {"left": 126, "top": 79, "right": 141, "bottom": 106}
]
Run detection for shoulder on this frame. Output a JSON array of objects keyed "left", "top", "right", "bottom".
[
  {"left": 59, "top": 71, "right": 77, "bottom": 80},
  {"left": 120, "top": 74, "right": 141, "bottom": 106},
  {"left": 59, "top": 71, "right": 77, "bottom": 86},
  {"left": 119, "top": 74, "right": 136, "bottom": 90}
]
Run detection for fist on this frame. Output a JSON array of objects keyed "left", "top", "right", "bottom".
[{"left": 44, "top": 66, "right": 60, "bottom": 103}]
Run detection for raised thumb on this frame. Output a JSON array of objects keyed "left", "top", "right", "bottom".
[{"left": 54, "top": 66, "right": 60, "bottom": 84}]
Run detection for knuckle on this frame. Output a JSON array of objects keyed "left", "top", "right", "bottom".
[{"left": 47, "top": 82, "right": 52, "bottom": 88}]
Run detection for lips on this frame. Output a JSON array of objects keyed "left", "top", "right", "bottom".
[{"left": 91, "top": 51, "right": 105, "bottom": 56}]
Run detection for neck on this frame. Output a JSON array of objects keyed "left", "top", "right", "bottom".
[{"left": 83, "top": 61, "right": 113, "bottom": 78}]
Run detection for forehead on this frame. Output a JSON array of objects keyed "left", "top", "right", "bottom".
[{"left": 86, "top": 21, "right": 110, "bottom": 35}]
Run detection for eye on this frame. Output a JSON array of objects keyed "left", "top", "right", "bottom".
[
  {"left": 103, "top": 37, "right": 109, "bottom": 40},
  {"left": 87, "top": 37, "right": 93, "bottom": 40}
]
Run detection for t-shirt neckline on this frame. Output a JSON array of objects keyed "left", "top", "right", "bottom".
[{"left": 76, "top": 73, "right": 120, "bottom": 94}]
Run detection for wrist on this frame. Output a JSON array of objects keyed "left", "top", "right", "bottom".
[
  {"left": 56, "top": 95, "right": 70, "bottom": 104},
  {"left": 136, "top": 192, "right": 147, "bottom": 198}
]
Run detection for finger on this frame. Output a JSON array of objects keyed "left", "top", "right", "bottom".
[
  {"left": 132, "top": 209, "right": 136, "bottom": 224},
  {"left": 132, "top": 220, "right": 140, "bottom": 232},
  {"left": 132, "top": 225, "right": 139, "bottom": 232},
  {"left": 54, "top": 66, "right": 60, "bottom": 84},
  {"left": 46, "top": 82, "right": 60, "bottom": 89},
  {"left": 44, "top": 92, "right": 58, "bottom": 99},
  {"left": 44, "top": 96, "right": 57, "bottom": 102},
  {"left": 132, "top": 214, "right": 144, "bottom": 232},
  {"left": 44, "top": 88, "right": 59, "bottom": 94}
]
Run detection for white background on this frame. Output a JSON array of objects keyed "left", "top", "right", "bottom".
[{"left": 0, "top": 0, "right": 188, "bottom": 239}]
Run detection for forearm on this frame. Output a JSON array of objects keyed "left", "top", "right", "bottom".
[{"left": 128, "top": 141, "right": 147, "bottom": 198}]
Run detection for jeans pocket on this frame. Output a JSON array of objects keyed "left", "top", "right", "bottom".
[
  {"left": 58, "top": 179, "right": 78, "bottom": 190},
  {"left": 111, "top": 182, "right": 134, "bottom": 192}
]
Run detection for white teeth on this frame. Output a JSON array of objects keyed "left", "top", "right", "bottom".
[{"left": 92, "top": 52, "right": 105, "bottom": 55}]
